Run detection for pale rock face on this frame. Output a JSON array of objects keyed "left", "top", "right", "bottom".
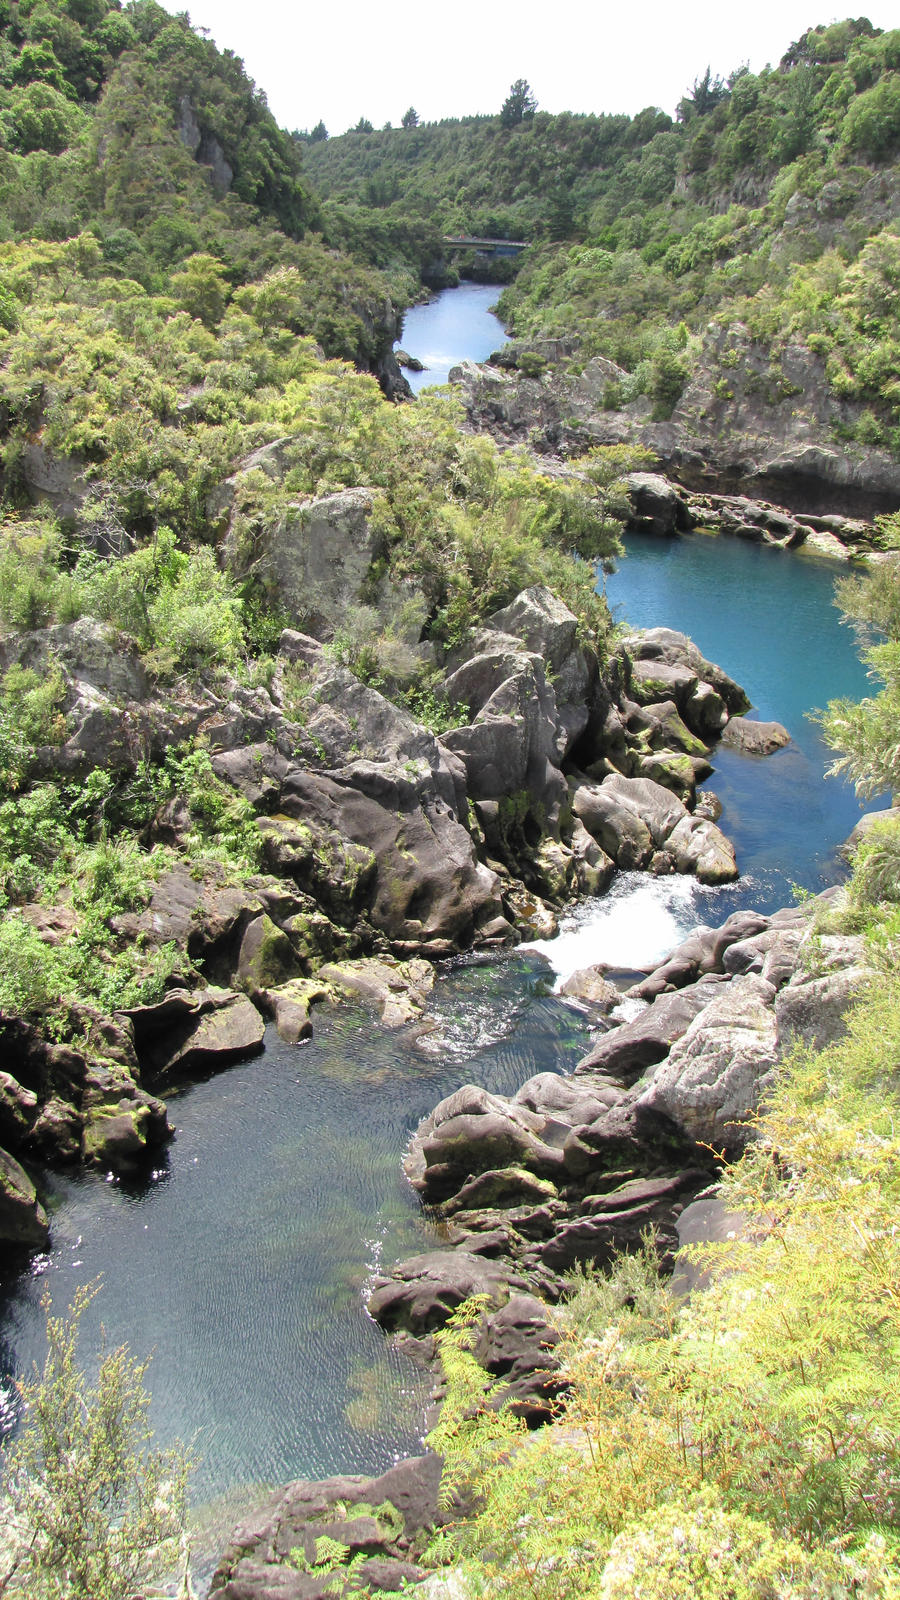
[
  {"left": 637, "top": 973, "right": 779, "bottom": 1151},
  {"left": 227, "top": 486, "right": 379, "bottom": 637}
]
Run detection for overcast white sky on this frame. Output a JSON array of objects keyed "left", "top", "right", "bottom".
[{"left": 160, "top": 2, "right": 900, "bottom": 136}]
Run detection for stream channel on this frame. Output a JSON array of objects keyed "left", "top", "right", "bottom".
[{"left": 0, "top": 283, "right": 883, "bottom": 1575}]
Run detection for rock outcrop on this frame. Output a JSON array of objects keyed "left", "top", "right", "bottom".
[
  {"left": 452, "top": 339, "right": 900, "bottom": 519},
  {"left": 0, "top": 573, "right": 762, "bottom": 1246},
  {"left": 209, "top": 1454, "right": 445, "bottom": 1600},
  {"left": 368, "top": 891, "right": 865, "bottom": 1354}
]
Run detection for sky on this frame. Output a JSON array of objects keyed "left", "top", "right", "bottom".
[{"left": 159, "top": 0, "right": 900, "bottom": 136}]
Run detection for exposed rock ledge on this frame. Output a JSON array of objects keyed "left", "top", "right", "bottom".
[
  {"left": 0, "top": 576, "right": 765, "bottom": 1250},
  {"left": 369, "top": 887, "right": 865, "bottom": 1353},
  {"left": 450, "top": 332, "right": 900, "bottom": 518}
]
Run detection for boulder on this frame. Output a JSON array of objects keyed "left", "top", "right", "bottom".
[
  {"left": 623, "top": 473, "right": 691, "bottom": 537},
  {"left": 719, "top": 718, "right": 791, "bottom": 756},
  {"left": 561, "top": 1098, "right": 702, "bottom": 1180},
  {"left": 316, "top": 956, "right": 434, "bottom": 1028},
  {"left": 559, "top": 967, "right": 623, "bottom": 1010},
  {"left": 0, "top": 1071, "right": 38, "bottom": 1150},
  {"left": 487, "top": 586, "right": 594, "bottom": 715},
  {"left": 0, "top": 617, "right": 148, "bottom": 702},
  {"left": 532, "top": 1168, "right": 709, "bottom": 1272},
  {"left": 367, "top": 1250, "right": 518, "bottom": 1334},
  {"left": 132, "top": 987, "right": 266, "bottom": 1085},
  {"left": 226, "top": 487, "right": 381, "bottom": 639},
  {"left": 113, "top": 862, "right": 264, "bottom": 973},
  {"left": 441, "top": 648, "right": 568, "bottom": 819},
  {"left": 666, "top": 815, "right": 738, "bottom": 883},
  {"left": 470, "top": 1293, "right": 564, "bottom": 1421},
  {"left": 209, "top": 1454, "right": 443, "bottom": 1600},
  {"left": 622, "top": 629, "right": 750, "bottom": 717},
  {"left": 843, "top": 806, "right": 900, "bottom": 855},
  {"left": 0, "top": 1147, "right": 50, "bottom": 1248},
  {"left": 568, "top": 818, "right": 616, "bottom": 896},
  {"left": 262, "top": 978, "right": 334, "bottom": 1044},
  {"left": 577, "top": 979, "right": 728, "bottom": 1082},
  {"left": 269, "top": 765, "right": 506, "bottom": 955},
  {"left": 774, "top": 936, "right": 866, "bottom": 1053},
  {"left": 572, "top": 780, "right": 653, "bottom": 869},
  {"left": 638, "top": 973, "right": 779, "bottom": 1152}
]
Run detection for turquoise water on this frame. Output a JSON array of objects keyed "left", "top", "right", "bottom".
[
  {"left": 606, "top": 530, "right": 881, "bottom": 905},
  {"left": 396, "top": 282, "right": 505, "bottom": 392}
]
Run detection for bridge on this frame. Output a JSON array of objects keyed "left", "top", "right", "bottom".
[{"left": 443, "top": 235, "right": 528, "bottom": 258}]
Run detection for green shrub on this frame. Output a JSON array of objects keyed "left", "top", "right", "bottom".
[{"left": 0, "top": 1283, "right": 191, "bottom": 1600}]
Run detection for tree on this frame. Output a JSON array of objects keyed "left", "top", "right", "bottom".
[
  {"left": 169, "top": 251, "right": 230, "bottom": 328},
  {"left": 352, "top": 116, "right": 373, "bottom": 134},
  {"left": 401, "top": 106, "right": 419, "bottom": 129},
  {"left": 0, "top": 1284, "right": 191, "bottom": 1600},
  {"left": 818, "top": 545, "right": 900, "bottom": 798},
  {"left": 677, "top": 65, "right": 729, "bottom": 122},
  {"left": 500, "top": 79, "right": 537, "bottom": 128},
  {"left": 309, "top": 119, "right": 328, "bottom": 142}
]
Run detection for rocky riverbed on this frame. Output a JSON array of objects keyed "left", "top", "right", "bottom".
[
  {"left": 206, "top": 870, "right": 872, "bottom": 1599},
  {"left": 1, "top": 570, "right": 759, "bottom": 1252}
]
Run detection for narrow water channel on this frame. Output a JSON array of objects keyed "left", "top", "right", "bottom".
[
  {"left": 0, "top": 291, "right": 881, "bottom": 1583},
  {"left": 395, "top": 282, "right": 505, "bottom": 391}
]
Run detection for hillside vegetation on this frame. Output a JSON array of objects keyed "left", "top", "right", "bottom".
[{"left": 310, "top": 20, "right": 900, "bottom": 449}]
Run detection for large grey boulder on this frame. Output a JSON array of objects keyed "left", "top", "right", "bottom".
[
  {"left": 129, "top": 987, "right": 266, "bottom": 1085},
  {"left": 577, "top": 978, "right": 729, "bottom": 1082},
  {"left": 442, "top": 647, "right": 568, "bottom": 811},
  {"left": 774, "top": 935, "right": 866, "bottom": 1053},
  {"left": 406, "top": 1084, "right": 568, "bottom": 1205},
  {"left": 843, "top": 806, "right": 900, "bottom": 855},
  {"left": 637, "top": 973, "right": 779, "bottom": 1152},
  {"left": 226, "top": 486, "right": 381, "bottom": 638},
  {"left": 0, "top": 617, "right": 148, "bottom": 702},
  {"left": 720, "top": 717, "right": 790, "bottom": 756},
  {"left": 666, "top": 815, "right": 738, "bottom": 883},
  {"left": 623, "top": 472, "right": 691, "bottom": 537},
  {"left": 621, "top": 628, "right": 750, "bottom": 719},
  {"left": 268, "top": 763, "right": 506, "bottom": 955},
  {"left": 572, "top": 772, "right": 737, "bottom": 883},
  {"left": 487, "top": 586, "right": 594, "bottom": 720}
]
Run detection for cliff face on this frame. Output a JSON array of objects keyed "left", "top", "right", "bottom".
[{"left": 452, "top": 338, "right": 900, "bottom": 517}]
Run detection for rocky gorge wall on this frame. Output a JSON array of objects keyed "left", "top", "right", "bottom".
[{"left": 451, "top": 341, "right": 900, "bottom": 521}]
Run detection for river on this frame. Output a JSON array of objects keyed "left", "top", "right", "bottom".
[
  {"left": 395, "top": 282, "right": 505, "bottom": 391},
  {"left": 0, "top": 288, "right": 880, "bottom": 1580}
]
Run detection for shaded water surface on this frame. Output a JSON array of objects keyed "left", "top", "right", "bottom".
[{"left": 0, "top": 960, "right": 584, "bottom": 1560}]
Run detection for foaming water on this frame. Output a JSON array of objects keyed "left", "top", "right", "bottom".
[
  {"left": 526, "top": 872, "right": 707, "bottom": 984},
  {"left": 395, "top": 283, "right": 504, "bottom": 392}
]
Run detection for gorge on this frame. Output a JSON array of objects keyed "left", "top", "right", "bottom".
[{"left": 0, "top": 8, "right": 899, "bottom": 1596}]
